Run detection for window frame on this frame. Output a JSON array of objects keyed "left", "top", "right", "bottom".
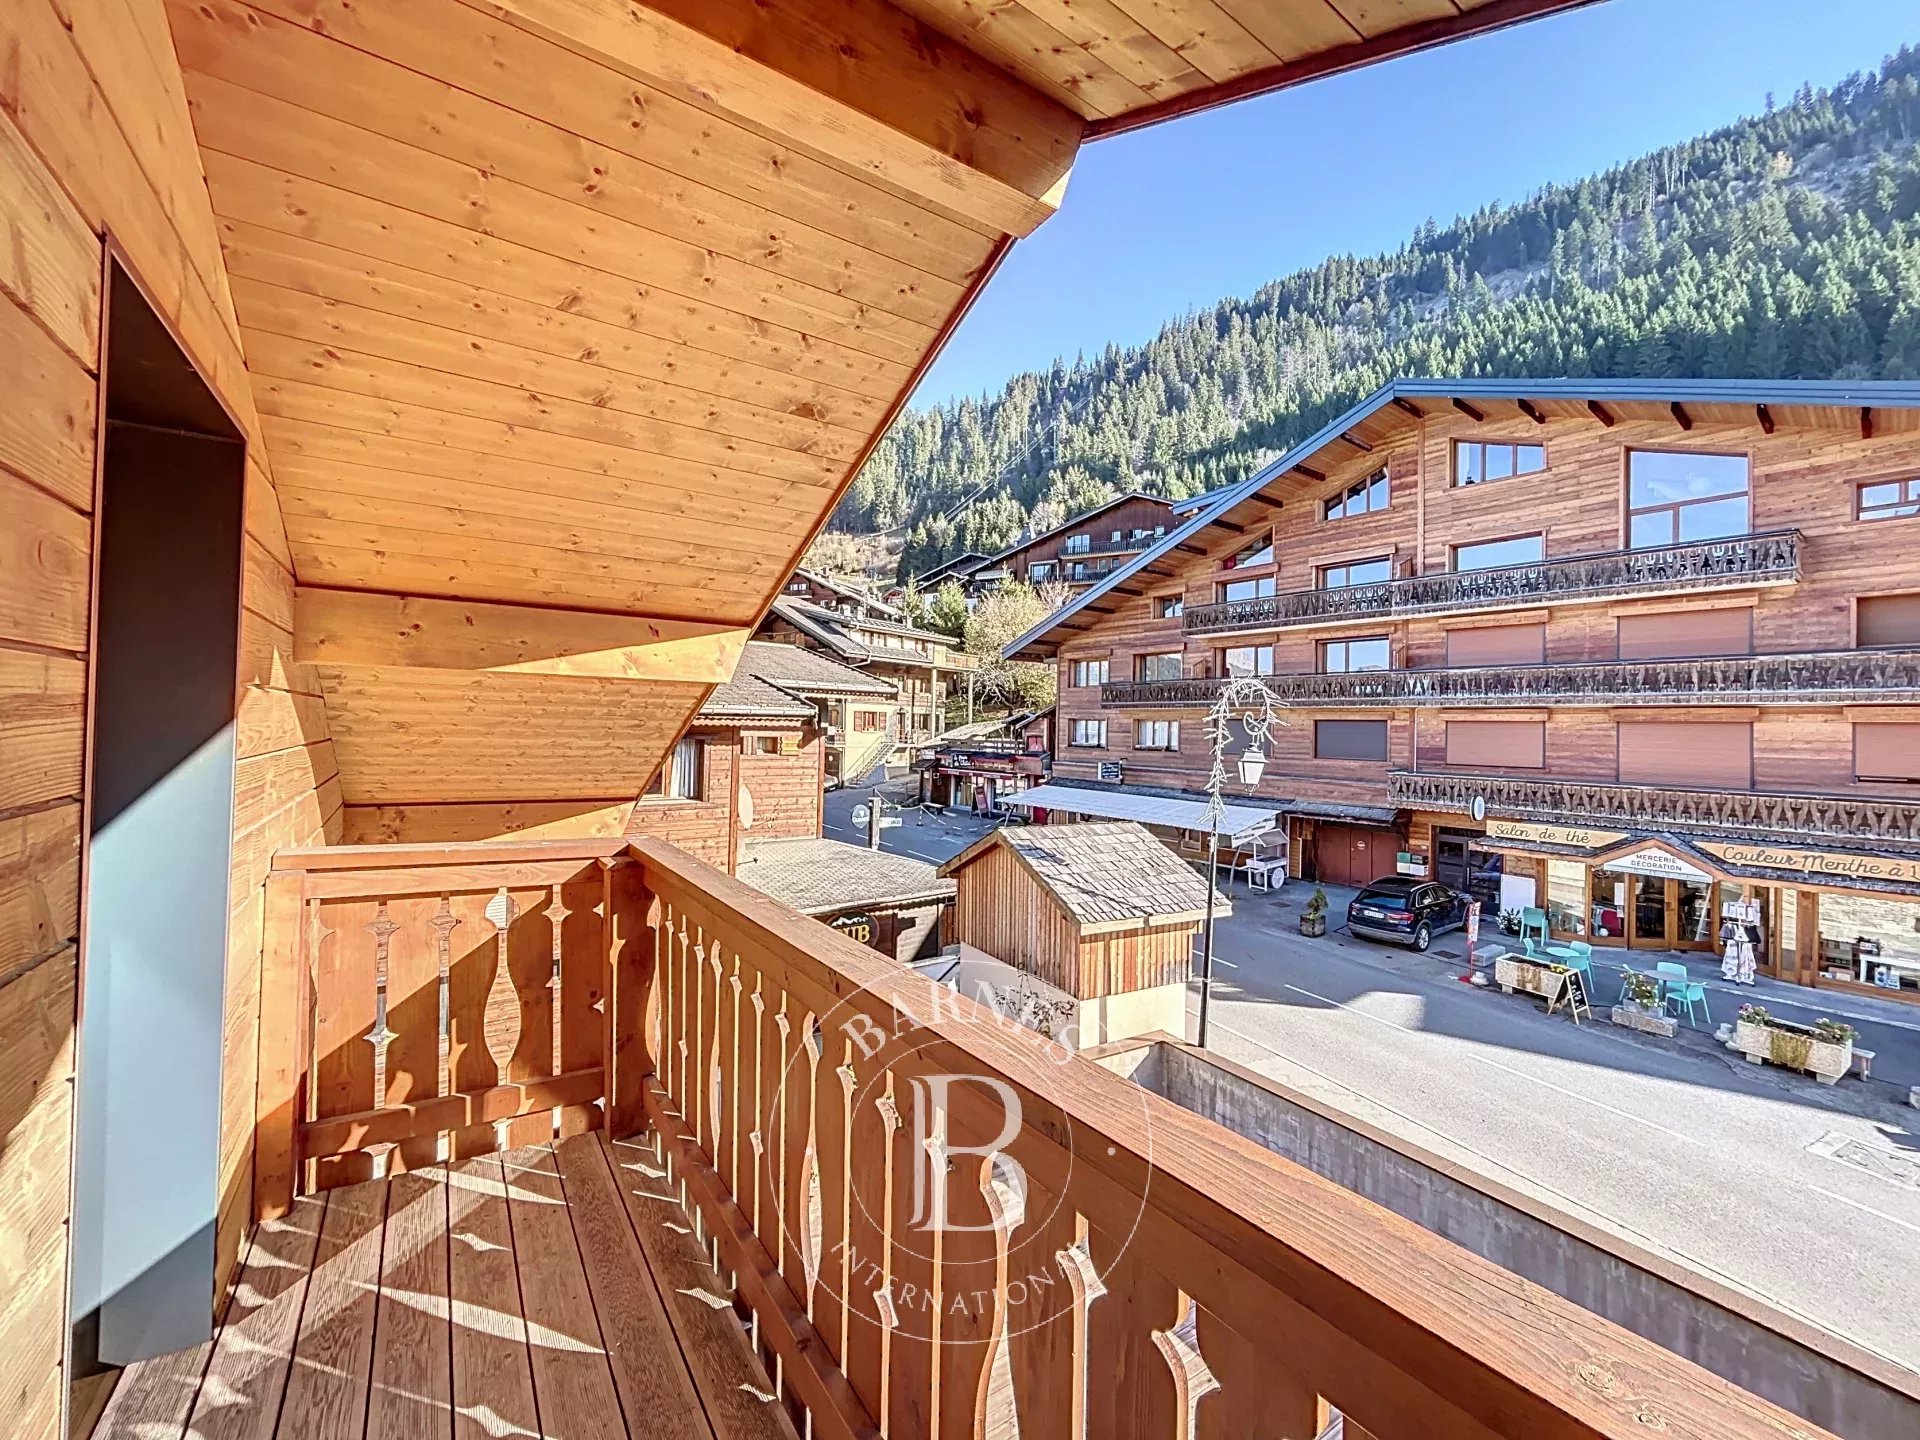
[
  {"left": 1155, "top": 594, "right": 1185, "bottom": 619},
  {"left": 1069, "top": 718, "right": 1108, "bottom": 749},
  {"left": 1318, "top": 635, "right": 1392, "bottom": 673},
  {"left": 1321, "top": 468, "right": 1391, "bottom": 522},
  {"left": 1316, "top": 555, "right": 1393, "bottom": 590},
  {"left": 1451, "top": 532, "right": 1546, "bottom": 573},
  {"left": 1313, "top": 718, "right": 1390, "bottom": 763},
  {"left": 1856, "top": 476, "right": 1920, "bottom": 524},
  {"left": 1133, "top": 718, "right": 1180, "bottom": 752},
  {"left": 1069, "top": 658, "right": 1110, "bottom": 688},
  {"left": 1225, "top": 531, "right": 1277, "bottom": 570},
  {"left": 643, "top": 736, "right": 704, "bottom": 801},
  {"left": 1452, "top": 439, "right": 1547, "bottom": 489},
  {"left": 1217, "top": 574, "right": 1279, "bottom": 603},
  {"left": 1134, "top": 651, "right": 1183, "bottom": 682},
  {"left": 1220, "top": 643, "right": 1276, "bottom": 677},
  {"left": 1625, "top": 448, "right": 1752, "bottom": 550}
]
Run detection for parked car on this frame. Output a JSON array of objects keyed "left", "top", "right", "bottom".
[{"left": 1346, "top": 876, "right": 1471, "bottom": 952}]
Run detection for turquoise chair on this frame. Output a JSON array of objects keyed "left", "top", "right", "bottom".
[
  {"left": 1562, "top": 941, "right": 1594, "bottom": 991},
  {"left": 1520, "top": 907, "right": 1550, "bottom": 946},
  {"left": 1656, "top": 960, "right": 1711, "bottom": 1027}
]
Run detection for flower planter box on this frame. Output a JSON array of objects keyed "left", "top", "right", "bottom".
[
  {"left": 1495, "top": 955, "right": 1566, "bottom": 1001},
  {"left": 1733, "top": 1017, "right": 1851, "bottom": 1084},
  {"left": 1611, "top": 1004, "right": 1677, "bottom": 1038},
  {"left": 1299, "top": 914, "right": 1327, "bottom": 937}
]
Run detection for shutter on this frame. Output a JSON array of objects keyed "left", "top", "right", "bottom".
[
  {"left": 1617, "top": 721, "right": 1752, "bottom": 789},
  {"left": 1446, "top": 720, "right": 1545, "bottom": 769},
  {"left": 1445, "top": 623, "right": 1545, "bottom": 666},
  {"left": 1855, "top": 723, "right": 1920, "bottom": 781},
  {"left": 1314, "top": 719, "right": 1389, "bottom": 761},
  {"left": 1616, "top": 608, "right": 1753, "bottom": 659},
  {"left": 1858, "top": 594, "right": 1920, "bottom": 648}
]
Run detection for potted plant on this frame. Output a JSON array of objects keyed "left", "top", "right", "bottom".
[
  {"left": 1300, "top": 886, "right": 1328, "bottom": 937},
  {"left": 1497, "top": 908, "right": 1523, "bottom": 937},
  {"left": 1609, "top": 968, "right": 1675, "bottom": 1037},
  {"left": 1732, "top": 1003, "right": 1856, "bottom": 1084}
]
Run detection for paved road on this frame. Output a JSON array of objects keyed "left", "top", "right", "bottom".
[
  {"left": 821, "top": 776, "right": 995, "bottom": 866},
  {"left": 1194, "top": 885, "right": 1920, "bottom": 1378}
]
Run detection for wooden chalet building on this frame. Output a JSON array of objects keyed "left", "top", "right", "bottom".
[
  {"left": 0, "top": 4, "right": 1856, "bottom": 1440},
  {"left": 1011, "top": 378, "right": 1920, "bottom": 1004},
  {"left": 759, "top": 578, "right": 968, "bottom": 776},
  {"left": 964, "top": 490, "right": 1179, "bottom": 592}
]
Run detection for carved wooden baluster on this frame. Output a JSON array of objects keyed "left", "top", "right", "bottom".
[
  {"left": 1192, "top": 1304, "right": 1319, "bottom": 1439},
  {"left": 1153, "top": 1293, "right": 1221, "bottom": 1440},
  {"left": 754, "top": 988, "right": 789, "bottom": 1283},
  {"left": 687, "top": 923, "right": 709, "bottom": 1153},
  {"left": 885, "top": 1062, "right": 937, "bottom": 1440},
  {"left": 444, "top": 889, "right": 499, "bottom": 1160},
  {"left": 480, "top": 889, "right": 519, "bottom": 1152},
  {"left": 712, "top": 941, "right": 742, "bottom": 1208},
  {"left": 661, "top": 903, "right": 683, "bottom": 1114},
  {"left": 1084, "top": 1219, "right": 1183, "bottom": 1438},
  {"left": 382, "top": 896, "right": 446, "bottom": 1173},
  {"left": 309, "top": 900, "right": 371, "bottom": 1190},
  {"left": 934, "top": 1101, "right": 1004, "bottom": 1440},
  {"left": 809, "top": 1024, "right": 855, "bottom": 1368},
  {"left": 362, "top": 903, "right": 401, "bottom": 1178},
  {"left": 842, "top": 1061, "right": 894, "bottom": 1422},
  {"left": 546, "top": 879, "right": 567, "bottom": 1125},
  {"left": 779, "top": 1008, "right": 819, "bottom": 1306},
  {"left": 993, "top": 1167, "right": 1084, "bottom": 1440},
  {"left": 555, "top": 870, "right": 604, "bottom": 1137}
]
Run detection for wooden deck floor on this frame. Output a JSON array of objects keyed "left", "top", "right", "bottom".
[{"left": 92, "top": 1132, "right": 797, "bottom": 1440}]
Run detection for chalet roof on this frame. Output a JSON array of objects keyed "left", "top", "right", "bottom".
[
  {"left": 978, "top": 490, "right": 1176, "bottom": 568},
  {"left": 699, "top": 642, "right": 894, "bottom": 720},
  {"left": 737, "top": 837, "right": 954, "bottom": 916},
  {"left": 793, "top": 569, "right": 903, "bottom": 618},
  {"left": 915, "top": 551, "right": 993, "bottom": 585},
  {"left": 769, "top": 599, "right": 956, "bottom": 662},
  {"left": 1009, "top": 376, "right": 1920, "bottom": 659},
  {"left": 939, "top": 822, "right": 1227, "bottom": 930}
]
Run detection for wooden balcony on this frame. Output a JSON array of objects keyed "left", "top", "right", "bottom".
[
  {"left": 1392, "top": 771, "right": 1920, "bottom": 852},
  {"left": 1102, "top": 646, "right": 1920, "bottom": 709},
  {"left": 1181, "top": 530, "right": 1803, "bottom": 637},
  {"left": 104, "top": 836, "right": 1834, "bottom": 1439}
]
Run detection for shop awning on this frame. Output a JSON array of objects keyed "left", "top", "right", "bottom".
[{"left": 1002, "top": 783, "right": 1280, "bottom": 844}]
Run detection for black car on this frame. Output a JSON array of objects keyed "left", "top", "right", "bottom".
[{"left": 1346, "top": 876, "right": 1471, "bottom": 952}]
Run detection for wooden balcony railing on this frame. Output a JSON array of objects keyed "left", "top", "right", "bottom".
[
  {"left": 1182, "top": 529, "right": 1802, "bottom": 636},
  {"left": 259, "top": 834, "right": 1834, "bottom": 1440},
  {"left": 1101, "top": 646, "right": 1920, "bottom": 709},
  {"left": 1392, "top": 770, "right": 1920, "bottom": 852}
]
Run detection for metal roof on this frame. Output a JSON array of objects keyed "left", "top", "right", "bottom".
[
  {"left": 1008, "top": 376, "right": 1920, "bottom": 659},
  {"left": 999, "top": 783, "right": 1279, "bottom": 843}
]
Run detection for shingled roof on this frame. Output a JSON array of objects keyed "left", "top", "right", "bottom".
[
  {"left": 939, "top": 822, "right": 1227, "bottom": 931},
  {"left": 698, "top": 641, "right": 894, "bottom": 721},
  {"left": 737, "top": 837, "right": 954, "bottom": 916}
]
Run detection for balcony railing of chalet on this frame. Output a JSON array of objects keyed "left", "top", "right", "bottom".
[
  {"left": 257, "top": 835, "right": 1832, "bottom": 1440},
  {"left": 1102, "top": 647, "right": 1920, "bottom": 709},
  {"left": 1393, "top": 771, "right": 1920, "bottom": 851},
  {"left": 1062, "top": 533, "right": 1157, "bottom": 558},
  {"left": 1182, "top": 529, "right": 1803, "bottom": 636}
]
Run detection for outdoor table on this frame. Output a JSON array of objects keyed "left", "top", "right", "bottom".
[{"left": 1542, "top": 944, "right": 1582, "bottom": 961}]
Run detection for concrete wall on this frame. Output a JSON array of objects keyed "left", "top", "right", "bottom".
[{"left": 1095, "top": 1038, "right": 1916, "bottom": 1440}]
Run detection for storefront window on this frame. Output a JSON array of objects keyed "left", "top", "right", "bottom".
[
  {"left": 1547, "top": 860, "right": 1588, "bottom": 936},
  {"left": 1817, "top": 893, "right": 1920, "bottom": 995},
  {"left": 1676, "top": 880, "right": 1714, "bottom": 947},
  {"left": 1588, "top": 868, "right": 1625, "bottom": 939}
]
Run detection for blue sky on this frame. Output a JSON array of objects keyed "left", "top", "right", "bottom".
[{"left": 912, "top": 0, "right": 1920, "bottom": 408}]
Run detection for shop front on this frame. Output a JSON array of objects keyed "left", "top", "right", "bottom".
[
  {"left": 920, "top": 742, "right": 1047, "bottom": 814},
  {"left": 1448, "top": 817, "right": 1920, "bottom": 1003}
]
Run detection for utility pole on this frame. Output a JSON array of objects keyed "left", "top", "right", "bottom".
[{"left": 868, "top": 794, "right": 882, "bottom": 849}]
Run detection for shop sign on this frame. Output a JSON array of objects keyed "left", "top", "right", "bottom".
[
  {"left": 1597, "top": 846, "right": 1714, "bottom": 882},
  {"left": 830, "top": 911, "right": 876, "bottom": 945},
  {"left": 1396, "top": 851, "right": 1430, "bottom": 877},
  {"left": 1484, "top": 819, "right": 1627, "bottom": 851},
  {"left": 1097, "top": 761, "right": 1124, "bottom": 782},
  {"left": 1701, "top": 843, "right": 1920, "bottom": 889}
]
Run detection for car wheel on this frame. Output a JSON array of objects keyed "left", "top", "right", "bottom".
[{"left": 1412, "top": 923, "right": 1433, "bottom": 953}]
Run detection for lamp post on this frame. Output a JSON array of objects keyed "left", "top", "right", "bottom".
[{"left": 1195, "top": 674, "right": 1287, "bottom": 1049}]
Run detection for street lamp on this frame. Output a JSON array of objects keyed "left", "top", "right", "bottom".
[{"left": 1196, "top": 673, "right": 1287, "bottom": 1049}]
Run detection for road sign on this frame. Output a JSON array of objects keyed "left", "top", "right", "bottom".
[
  {"left": 851, "top": 804, "right": 871, "bottom": 827},
  {"left": 879, "top": 817, "right": 902, "bottom": 830}
]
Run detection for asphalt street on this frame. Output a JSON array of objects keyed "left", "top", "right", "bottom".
[{"left": 820, "top": 782, "right": 1920, "bottom": 1378}]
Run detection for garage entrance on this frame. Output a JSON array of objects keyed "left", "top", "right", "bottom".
[{"left": 1315, "top": 823, "right": 1398, "bottom": 887}]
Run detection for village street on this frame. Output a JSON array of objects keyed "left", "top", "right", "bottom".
[{"left": 830, "top": 778, "right": 1920, "bottom": 1382}]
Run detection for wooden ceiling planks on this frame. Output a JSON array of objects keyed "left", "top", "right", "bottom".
[{"left": 158, "top": 0, "right": 1592, "bottom": 832}]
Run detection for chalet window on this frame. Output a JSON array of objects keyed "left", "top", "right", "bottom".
[
  {"left": 1322, "top": 469, "right": 1390, "bottom": 521},
  {"left": 1226, "top": 533, "right": 1275, "bottom": 569},
  {"left": 746, "top": 735, "right": 781, "bottom": 756},
  {"left": 1029, "top": 561, "right": 1055, "bottom": 582},
  {"left": 1856, "top": 723, "right": 1920, "bottom": 782},
  {"left": 1617, "top": 721, "right": 1752, "bottom": 789},
  {"left": 1219, "top": 575, "right": 1278, "bottom": 602},
  {"left": 1317, "top": 557, "right": 1391, "bottom": 589},
  {"left": 1069, "top": 659, "right": 1109, "bottom": 687},
  {"left": 1134, "top": 719, "right": 1180, "bottom": 751},
  {"left": 1156, "top": 595, "right": 1184, "bottom": 618},
  {"left": 785, "top": 579, "right": 810, "bottom": 593},
  {"left": 1627, "top": 451, "right": 1750, "bottom": 548},
  {"left": 1858, "top": 477, "right": 1920, "bottom": 522},
  {"left": 1314, "top": 719, "right": 1389, "bottom": 762},
  {"left": 1136, "top": 652, "right": 1183, "bottom": 681},
  {"left": 1320, "top": 636, "right": 1390, "bottom": 672},
  {"left": 1069, "top": 719, "right": 1107, "bottom": 748},
  {"left": 644, "top": 737, "right": 703, "bottom": 800},
  {"left": 1446, "top": 720, "right": 1545, "bottom": 769},
  {"left": 1063, "top": 535, "right": 1090, "bottom": 555},
  {"left": 1453, "top": 533, "right": 1544, "bottom": 571},
  {"left": 1446, "top": 622, "right": 1544, "bottom": 666},
  {"left": 853, "top": 711, "right": 884, "bottom": 732},
  {"left": 1221, "top": 644, "right": 1275, "bottom": 677},
  {"left": 1453, "top": 441, "right": 1546, "bottom": 487},
  {"left": 1858, "top": 593, "right": 1920, "bottom": 648},
  {"left": 1615, "top": 608, "right": 1753, "bottom": 660}
]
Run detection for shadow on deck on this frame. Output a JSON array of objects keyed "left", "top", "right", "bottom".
[{"left": 92, "top": 1132, "right": 793, "bottom": 1440}]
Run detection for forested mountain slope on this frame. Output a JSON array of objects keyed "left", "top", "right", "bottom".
[{"left": 829, "top": 53, "right": 1920, "bottom": 581}]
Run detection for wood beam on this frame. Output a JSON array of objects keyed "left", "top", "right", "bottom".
[
  {"left": 1670, "top": 401, "right": 1693, "bottom": 432},
  {"left": 1451, "top": 398, "right": 1485, "bottom": 423},
  {"left": 1175, "top": 544, "right": 1206, "bottom": 556},
  {"left": 294, "top": 587, "right": 748, "bottom": 682},
  {"left": 1142, "top": 565, "right": 1177, "bottom": 578},
  {"left": 1211, "top": 517, "right": 1246, "bottom": 534},
  {"left": 1249, "top": 495, "right": 1285, "bottom": 509},
  {"left": 1756, "top": 403, "right": 1775, "bottom": 435},
  {"left": 1337, "top": 432, "right": 1373, "bottom": 453},
  {"left": 1516, "top": 398, "right": 1548, "bottom": 426},
  {"left": 1391, "top": 398, "right": 1425, "bottom": 419},
  {"left": 1294, "top": 465, "right": 1326, "bottom": 483},
  {"left": 1586, "top": 400, "right": 1616, "bottom": 428},
  {"left": 466, "top": 0, "right": 1083, "bottom": 236},
  {"left": 1862, "top": 406, "right": 1875, "bottom": 440}
]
